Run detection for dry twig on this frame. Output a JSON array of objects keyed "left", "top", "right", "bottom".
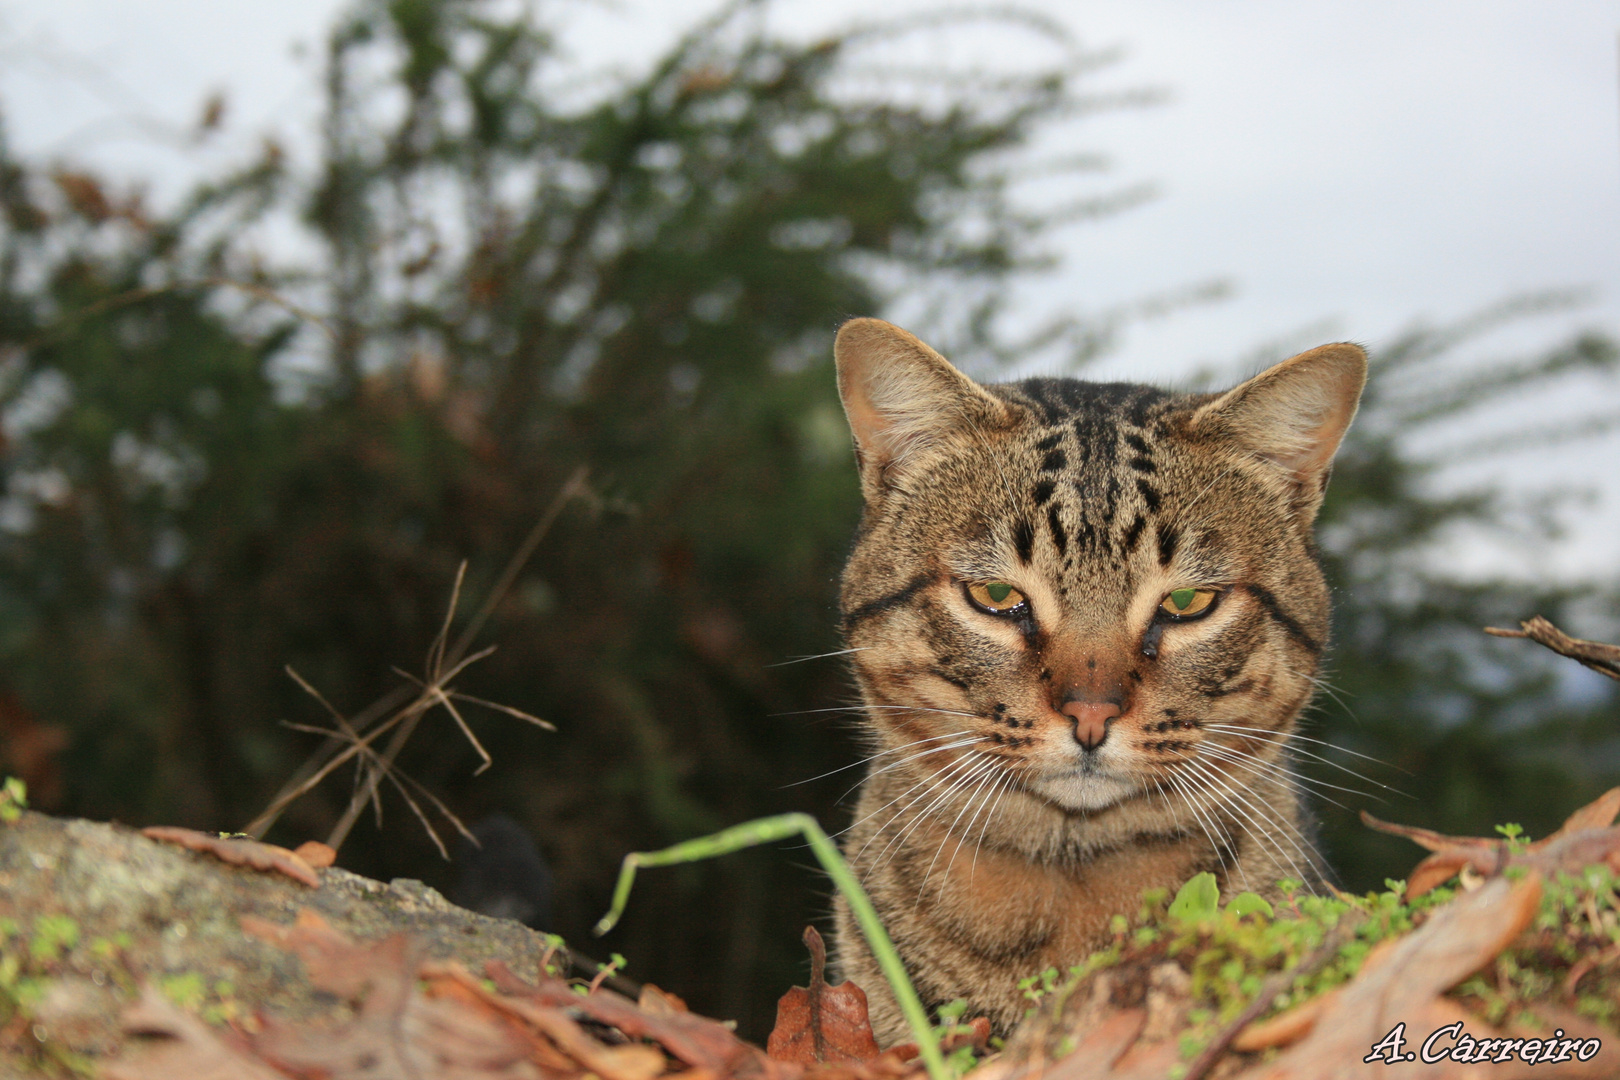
[
  {"left": 1485, "top": 615, "right": 1620, "bottom": 681},
  {"left": 243, "top": 467, "right": 588, "bottom": 849}
]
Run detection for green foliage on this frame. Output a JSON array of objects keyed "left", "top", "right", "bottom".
[
  {"left": 1167, "top": 871, "right": 1221, "bottom": 922},
  {"left": 1032, "top": 865, "right": 1620, "bottom": 1062}
]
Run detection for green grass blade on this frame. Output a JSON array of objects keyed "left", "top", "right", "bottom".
[{"left": 593, "top": 812, "right": 949, "bottom": 1080}]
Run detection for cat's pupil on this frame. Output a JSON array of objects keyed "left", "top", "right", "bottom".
[
  {"left": 1170, "top": 587, "right": 1196, "bottom": 610},
  {"left": 987, "top": 582, "right": 1012, "bottom": 603}
]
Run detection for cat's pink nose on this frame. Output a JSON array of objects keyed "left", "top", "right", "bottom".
[{"left": 1062, "top": 701, "right": 1121, "bottom": 750}]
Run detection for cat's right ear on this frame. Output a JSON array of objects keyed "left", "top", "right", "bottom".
[{"left": 834, "top": 318, "right": 1010, "bottom": 500}]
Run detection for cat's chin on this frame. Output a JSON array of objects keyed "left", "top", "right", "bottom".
[{"left": 1029, "top": 769, "right": 1139, "bottom": 812}]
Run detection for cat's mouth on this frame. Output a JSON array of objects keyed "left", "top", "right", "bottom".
[{"left": 1028, "top": 754, "right": 1140, "bottom": 812}]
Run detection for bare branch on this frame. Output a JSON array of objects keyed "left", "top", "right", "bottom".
[{"left": 1485, "top": 615, "right": 1620, "bottom": 681}]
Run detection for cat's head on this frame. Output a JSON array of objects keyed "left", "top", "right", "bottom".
[{"left": 835, "top": 318, "right": 1365, "bottom": 815}]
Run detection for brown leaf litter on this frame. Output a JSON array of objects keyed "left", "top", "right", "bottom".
[{"left": 104, "top": 787, "right": 1620, "bottom": 1080}]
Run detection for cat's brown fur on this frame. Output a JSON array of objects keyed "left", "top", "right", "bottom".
[{"left": 827, "top": 318, "right": 1365, "bottom": 1042}]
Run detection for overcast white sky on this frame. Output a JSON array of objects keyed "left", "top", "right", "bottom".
[{"left": 1, "top": 0, "right": 1617, "bottom": 580}]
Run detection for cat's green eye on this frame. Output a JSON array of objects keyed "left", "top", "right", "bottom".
[
  {"left": 1160, "top": 587, "right": 1217, "bottom": 618},
  {"left": 967, "top": 581, "right": 1026, "bottom": 614}
]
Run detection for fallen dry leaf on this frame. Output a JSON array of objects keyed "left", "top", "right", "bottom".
[
  {"left": 241, "top": 908, "right": 381, "bottom": 997},
  {"left": 487, "top": 961, "right": 759, "bottom": 1073},
  {"left": 1230, "top": 985, "right": 1344, "bottom": 1053},
  {"left": 101, "top": 986, "right": 287, "bottom": 1080},
  {"left": 429, "top": 963, "right": 667, "bottom": 1080},
  {"left": 142, "top": 825, "right": 319, "bottom": 887},
  {"left": 242, "top": 908, "right": 547, "bottom": 1078},
  {"left": 767, "top": 926, "right": 883, "bottom": 1065},
  {"left": 638, "top": 984, "right": 690, "bottom": 1017}
]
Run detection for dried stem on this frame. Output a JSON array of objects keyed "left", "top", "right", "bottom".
[
  {"left": 246, "top": 467, "right": 588, "bottom": 845},
  {"left": 1485, "top": 615, "right": 1620, "bottom": 681}
]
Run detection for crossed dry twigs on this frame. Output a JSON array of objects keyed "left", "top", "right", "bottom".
[{"left": 243, "top": 466, "right": 589, "bottom": 855}]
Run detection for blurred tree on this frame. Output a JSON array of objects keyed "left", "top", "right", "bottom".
[
  {"left": 1304, "top": 305, "right": 1620, "bottom": 888},
  {"left": 0, "top": 0, "right": 1123, "bottom": 1034},
  {"left": 0, "top": 0, "right": 1615, "bottom": 1042}
]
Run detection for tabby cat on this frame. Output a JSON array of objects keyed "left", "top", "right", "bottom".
[{"left": 826, "top": 318, "right": 1365, "bottom": 1042}]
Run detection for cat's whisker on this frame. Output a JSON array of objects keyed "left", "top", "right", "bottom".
[
  {"left": 1179, "top": 757, "right": 1315, "bottom": 886},
  {"left": 878, "top": 753, "right": 997, "bottom": 868},
  {"left": 1197, "top": 743, "right": 1356, "bottom": 810},
  {"left": 853, "top": 748, "right": 987, "bottom": 852},
  {"left": 766, "top": 647, "right": 871, "bottom": 667},
  {"left": 1182, "top": 752, "right": 1317, "bottom": 866},
  {"left": 957, "top": 764, "right": 1013, "bottom": 884},
  {"left": 1161, "top": 768, "right": 1247, "bottom": 889},
  {"left": 1196, "top": 740, "right": 1374, "bottom": 808},
  {"left": 836, "top": 743, "right": 988, "bottom": 844},
  {"left": 785, "top": 729, "right": 976, "bottom": 788},
  {"left": 870, "top": 753, "right": 997, "bottom": 875},
  {"left": 919, "top": 759, "right": 1006, "bottom": 899},
  {"left": 1283, "top": 663, "right": 1358, "bottom": 719},
  {"left": 770, "top": 703, "right": 985, "bottom": 719},
  {"left": 1193, "top": 755, "right": 1329, "bottom": 881},
  {"left": 969, "top": 767, "right": 1021, "bottom": 884},
  {"left": 1164, "top": 769, "right": 1248, "bottom": 890},
  {"left": 1202, "top": 722, "right": 1411, "bottom": 789},
  {"left": 834, "top": 735, "right": 988, "bottom": 805}
]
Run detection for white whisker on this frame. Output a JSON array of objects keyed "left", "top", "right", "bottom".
[
  {"left": 851, "top": 751, "right": 987, "bottom": 862},
  {"left": 1181, "top": 756, "right": 1319, "bottom": 884},
  {"left": 969, "top": 767, "right": 1020, "bottom": 882},
  {"left": 835, "top": 744, "right": 986, "bottom": 843},
  {"left": 876, "top": 754, "right": 999, "bottom": 877},
  {"left": 1202, "top": 722, "right": 1410, "bottom": 790},
  {"left": 1196, "top": 740, "right": 1371, "bottom": 809},
  {"left": 834, "top": 735, "right": 987, "bottom": 804},
  {"left": 919, "top": 759, "right": 1005, "bottom": 898},
  {"left": 784, "top": 729, "right": 975, "bottom": 788},
  {"left": 766, "top": 647, "right": 870, "bottom": 667}
]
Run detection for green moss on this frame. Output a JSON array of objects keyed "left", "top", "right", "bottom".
[{"left": 0, "top": 915, "right": 104, "bottom": 1076}]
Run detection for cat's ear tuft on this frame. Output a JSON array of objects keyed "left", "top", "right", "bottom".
[
  {"left": 834, "top": 318, "right": 1010, "bottom": 499},
  {"left": 1191, "top": 342, "right": 1367, "bottom": 518}
]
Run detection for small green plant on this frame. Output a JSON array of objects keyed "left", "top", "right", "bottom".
[
  {"left": 587, "top": 952, "right": 628, "bottom": 992},
  {"left": 1495, "top": 822, "right": 1531, "bottom": 850},
  {"left": 0, "top": 777, "right": 26, "bottom": 823},
  {"left": 1017, "top": 966, "right": 1061, "bottom": 1006},
  {"left": 931, "top": 999, "right": 981, "bottom": 1076},
  {"left": 1017, "top": 860, "right": 1620, "bottom": 1066}
]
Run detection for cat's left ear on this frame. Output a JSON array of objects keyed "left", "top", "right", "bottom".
[{"left": 1190, "top": 343, "right": 1367, "bottom": 520}]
